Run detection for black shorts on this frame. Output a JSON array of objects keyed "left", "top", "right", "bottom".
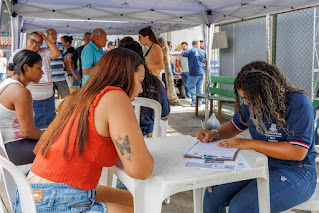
[{"left": 5, "top": 138, "right": 38, "bottom": 165}]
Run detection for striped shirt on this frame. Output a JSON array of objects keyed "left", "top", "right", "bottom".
[{"left": 43, "top": 42, "right": 68, "bottom": 82}]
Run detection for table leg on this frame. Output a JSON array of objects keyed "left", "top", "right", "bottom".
[
  {"left": 193, "top": 188, "right": 204, "bottom": 213},
  {"left": 257, "top": 177, "right": 270, "bottom": 213},
  {"left": 133, "top": 179, "right": 163, "bottom": 213}
]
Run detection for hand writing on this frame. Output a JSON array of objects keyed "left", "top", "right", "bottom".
[{"left": 197, "top": 129, "right": 218, "bottom": 143}]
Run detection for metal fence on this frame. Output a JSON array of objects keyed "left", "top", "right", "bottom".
[{"left": 219, "top": 7, "right": 314, "bottom": 96}]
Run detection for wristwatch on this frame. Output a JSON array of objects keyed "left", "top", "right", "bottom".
[
  {"left": 68, "top": 73, "right": 72, "bottom": 76},
  {"left": 210, "top": 129, "right": 219, "bottom": 141}
]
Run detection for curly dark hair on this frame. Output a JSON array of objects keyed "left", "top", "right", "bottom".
[{"left": 234, "top": 61, "right": 305, "bottom": 134}]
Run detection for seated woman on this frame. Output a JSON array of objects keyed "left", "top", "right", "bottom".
[
  {"left": 197, "top": 61, "right": 317, "bottom": 212},
  {"left": 119, "top": 36, "right": 170, "bottom": 137},
  {"left": 0, "top": 49, "right": 43, "bottom": 165},
  {"left": 13, "top": 48, "right": 153, "bottom": 213}
]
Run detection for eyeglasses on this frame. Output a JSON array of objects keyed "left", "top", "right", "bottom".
[
  {"left": 29, "top": 38, "right": 42, "bottom": 47},
  {"left": 48, "top": 33, "right": 58, "bottom": 36}
]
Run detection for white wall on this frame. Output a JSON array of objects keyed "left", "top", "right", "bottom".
[{"left": 168, "top": 26, "right": 203, "bottom": 51}]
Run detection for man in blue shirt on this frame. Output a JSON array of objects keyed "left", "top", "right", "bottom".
[
  {"left": 81, "top": 28, "right": 107, "bottom": 85},
  {"left": 171, "top": 40, "right": 206, "bottom": 106}
]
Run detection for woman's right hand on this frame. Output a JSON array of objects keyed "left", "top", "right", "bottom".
[{"left": 197, "top": 129, "right": 218, "bottom": 142}]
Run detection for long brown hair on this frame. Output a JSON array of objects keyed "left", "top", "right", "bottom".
[
  {"left": 34, "top": 47, "right": 145, "bottom": 158},
  {"left": 234, "top": 61, "right": 305, "bottom": 134},
  {"left": 138, "top": 27, "right": 160, "bottom": 45}
]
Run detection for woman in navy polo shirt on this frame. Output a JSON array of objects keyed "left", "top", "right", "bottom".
[{"left": 197, "top": 61, "right": 317, "bottom": 213}]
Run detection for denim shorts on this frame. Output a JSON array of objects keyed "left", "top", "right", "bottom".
[
  {"left": 12, "top": 183, "right": 107, "bottom": 213},
  {"left": 33, "top": 95, "right": 56, "bottom": 129}
]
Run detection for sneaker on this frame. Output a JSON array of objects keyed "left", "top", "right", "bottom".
[{"left": 190, "top": 102, "right": 196, "bottom": 107}]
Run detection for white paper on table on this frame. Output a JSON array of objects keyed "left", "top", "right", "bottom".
[
  {"left": 236, "top": 153, "right": 251, "bottom": 170},
  {"left": 186, "top": 155, "right": 240, "bottom": 171},
  {"left": 184, "top": 140, "right": 238, "bottom": 160}
]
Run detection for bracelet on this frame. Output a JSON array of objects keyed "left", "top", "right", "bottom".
[
  {"left": 210, "top": 129, "right": 219, "bottom": 141},
  {"left": 68, "top": 73, "right": 72, "bottom": 76}
]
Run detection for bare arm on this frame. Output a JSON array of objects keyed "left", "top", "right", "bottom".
[
  {"left": 69, "top": 58, "right": 82, "bottom": 83},
  {"left": 12, "top": 86, "right": 43, "bottom": 139},
  {"left": 82, "top": 66, "right": 95, "bottom": 75},
  {"left": 63, "top": 54, "right": 74, "bottom": 84},
  {"left": 197, "top": 121, "right": 308, "bottom": 161},
  {"left": 176, "top": 59, "right": 182, "bottom": 71},
  {"left": 147, "top": 45, "right": 164, "bottom": 70},
  {"left": 36, "top": 31, "right": 60, "bottom": 61},
  {"left": 94, "top": 90, "right": 153, "bottom": 180},
  {"left": 170, "top": 52, "right": 183, "bottom": 56},
  {"left": 219, "top": 138, "right": 308, "bottom": 161}
]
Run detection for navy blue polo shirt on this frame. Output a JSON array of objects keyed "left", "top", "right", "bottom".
[
  {"left": 232, "top": 92, "right": 317, "bottom": 167},
  {"left": 182, "top": 47, "right": 206, "bottom": 76}
]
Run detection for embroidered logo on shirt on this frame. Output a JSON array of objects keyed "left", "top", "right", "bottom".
[{"left": 265, "top": 124, "right": 282, "bottom": 142}]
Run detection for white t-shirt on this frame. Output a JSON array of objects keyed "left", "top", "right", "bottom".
[{"left": 0, "top": 57, "right": 7, "bottom": 74}]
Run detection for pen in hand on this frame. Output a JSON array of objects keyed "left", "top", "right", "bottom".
[{"left": 201, "top": 119, "right": 207, "bottom": 136}]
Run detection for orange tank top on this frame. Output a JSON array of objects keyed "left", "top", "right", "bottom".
[{"left": 31, "top": 86, "right": 122, "bottom": 190}]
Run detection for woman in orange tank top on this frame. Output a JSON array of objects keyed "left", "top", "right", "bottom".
[
  {"left": 13, "top": 48, "right": 154, "bottom": 213},
  {"left": 138, "top": 27, "right": 164, "bottom": 80}
]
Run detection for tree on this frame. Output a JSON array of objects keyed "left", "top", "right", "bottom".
[{"left": 161, "top": 37, "right": 180, "bottom": 106}]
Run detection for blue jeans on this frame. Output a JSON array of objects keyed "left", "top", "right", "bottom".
[
  {"left": 12, "top": 183, "right": 107, "bottom": 212},
  {"left": 0, "top": 73, "right": 6, "bottom": 82},
  {"left": 181, "top": 72, "right": 190, "bottom": 98},
  {"left": 33, "top": 95, "right": 56, "bottom": 129},
  {"left": 203, "top": 161, "right": 317, "bottom": 213},
  {"left": 188, "top": 74, "right": 204, "bottom": 104}
]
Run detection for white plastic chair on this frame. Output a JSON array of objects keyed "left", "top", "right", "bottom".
[
  {"left": 132, "top": 97, "right": 162, "bottom": 138},
  {"left": 0, "top": 141, "right": 36, "bottom": 212}
]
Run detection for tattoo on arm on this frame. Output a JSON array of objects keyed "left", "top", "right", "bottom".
[{"left": 114, "top": 135, "right": 133, "bottom": 161}]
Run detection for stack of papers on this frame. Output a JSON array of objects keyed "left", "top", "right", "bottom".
[
  {"left": 184, "top": 141, "right": 238, "bottom": 161},
  {"left": 185, "top": 153, "right": 251, "bottom": 171},
  {"left": 184, "top": 141, "right": 251, "bottom": 171}
]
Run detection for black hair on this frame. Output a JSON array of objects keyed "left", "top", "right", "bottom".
[
  {"left": 62, "top": 36, "right": 73, "bottom": 44},
  {"left": 7, "top": 50, "right": 42, "bottom": 75}
]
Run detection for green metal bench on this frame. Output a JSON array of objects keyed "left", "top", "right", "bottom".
[
  {"left": 194, "top": 76, "right": 238, "bottom": 122},
  {"left": 313, "top": 81, "right": 319, "bottom": 108}
]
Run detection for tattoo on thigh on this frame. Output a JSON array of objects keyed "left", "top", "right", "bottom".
[{"left": 114, "top": 135, "right": 133, "bottom": 161}]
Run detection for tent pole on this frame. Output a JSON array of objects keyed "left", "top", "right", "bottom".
[
  {"left": 205, "top": 23, "right": 214, "bottom": 123},
  {"left": 11, "top": 16, "right": 22, "bottom": 52}
]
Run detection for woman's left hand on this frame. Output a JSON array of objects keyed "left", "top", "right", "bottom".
[{"left": 217, "top": 138, "right": 253, "bottom": 149}]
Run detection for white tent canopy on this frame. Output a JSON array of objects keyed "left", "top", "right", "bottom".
[{"left": 4, "top": 0, "right": 319, "bottom": 34}]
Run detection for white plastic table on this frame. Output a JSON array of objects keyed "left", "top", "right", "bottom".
[{"left": 110, "top": 135, "right": 270, "bottom": 213}]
